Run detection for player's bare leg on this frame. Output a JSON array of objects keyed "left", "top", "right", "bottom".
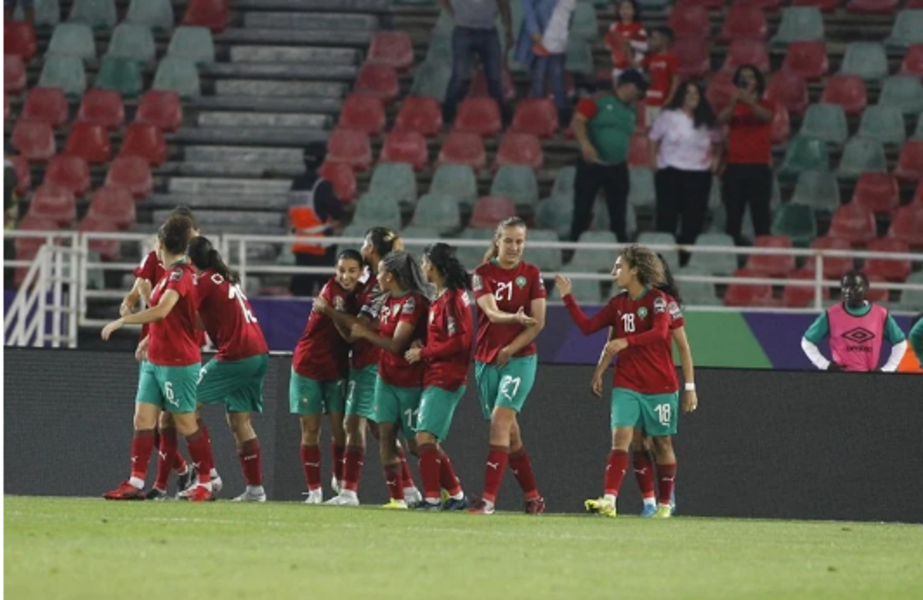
[
  {"left": 104, "top": 403, "right": 159, "bottom": 500},
  {"left": 174, "top": 412, "right": 215, "bottom": 502},
  {"left": 299, "top": 415, "right": 324, "bottom": 504},
  {"left": 586, "top": 426, "right": 633, "bottom": 517},
  {"left": 508, "top": 418, "right": 543, "bottom": 514},
  {"left": 328, "top": 412, "right": 346, "bottom": 495},
  {"left": 631, "top": 429, "right": 657, "bottom": 516},
  {"left": 228, "top": 412, "right": 265, "bottom": 502},
  {"left": 378, "top": 423, "right": 407, "bottom": 509},
  {"left": 651, "top": 435, "right": 677, "bottom": 518}
]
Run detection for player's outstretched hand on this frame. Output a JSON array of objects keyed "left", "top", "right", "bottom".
[
  {"left": 513, "top": 307, "right": 537, "bottom": 327},
  {"left": 591, "top": 373, "right": 603, "bottom": 398},
  {"left": 312, "top": 296, "right": 329, "bottom": 314},
  {"left": 405, "top": 347, "right": 422, "bottom": 364},
  {"left": 682, "top": 390, "right": 698, "bottom": 413},
  {"left": 554, "top": 274, "right": 572, "bottom": 298},
  {"left": 101, "top": 319, "right": 124, "bottom": 341}
]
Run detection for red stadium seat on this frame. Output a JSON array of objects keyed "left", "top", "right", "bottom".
[
  {"left": 367, "top": 31, "right": 413, "bottom": 70},
  {"left": 326, "top": 128, "right": 372, "bottom": 171},
  {"left": 765, "top": 70, "right": 809, "bottom": 115},
  {"left": 394, "top": 96, "right": 442, "bottom": 137},
  {"left": 907, "top": 0, "right": 923, "bottom": 6},
  {"left": 770, "top": 103, "right": 791, "bottom": 145},
  {"left": 674, "top": 38, "right": 711, "bottom": 79},
  {"left": 543, "top": 71, "right": 575, "bottom": 102},
  {"left": 4, "top": 22, "right": 37, "bottom": 60},
  {"left": 888, "top": 204, "right": 923, "bottom": 246},
  {"left": 793, "top": 1, "right": 843, "bottom": 11},
  {"left": 846, "top": 0, "right": 899, "bottom": 14},
  {"left": 495, "top": 133, "right": 543, "bottom": 169},
  {"left": 745, "top": 235, "right": 795, "bottom": 276},
  {"left": 15, "top": 214, "right": 59, "bottom": 283},
  {"left": 12, "top": 119, "right": 56, "bottom": 162},
  {"left": 511, "top": 98, "right": 559, "bottom": 138},
  {"left": 438, "top": 130, "right": 487, "bottom": 170},
  {"left": 675, "top": 0, "right": 725, "bottom": 8},
  {"left": 118, "top": 123, "right": 166, "bottom": 165},
  {"left": 354, "top": 63, "right": 399, "bottom": 104},
  {"left": 469, "top": 66, "right": 517, "bottom": 102},
  {"left": 21, "top": 88, "right": 69, "bottom": 128},
  {"left": 820, "top": 76, "right": 867, "bottom": 116},
  {"left": 77, "top": 89, "right": 124, "bottom": 130},
  {"left": 29, "top": 185, "right": 76, "bottom": 227},
  {"left": 783, "top": 268, "right": 831, "bottom": 308},
  {"left": 807, "top": 237, "right": 855, "bottom": 279},
  {"left": 737, "top": 0, "right": 785, "bottom": 8},
  {"left": 44, "top": 155, "right": 90, "bottom": 196},
  {"left": 865, "top": 238, "right": 911, "bottom": 282},
  {"left": 87, "top": 187, "right": 136, "bottom": 231},
  {"left": 380, "top": 130, "right": 428, "bottom": 170},
  {"left": 719, "top": 5, "right": 767, "bottom": 43},
  {"left": 783, "top": 42, "right": 829, "bottom": 81},
  {"left": 706, "top": 71, "right": 737, "bottom": 114},
  {"left": 852, "top": 173, "right": 899, "bottom": 215},
  {"left": 64, "top": 123, "right": 111, "bottom": 165},
  {"left": 319, "top": 161, "right": 357, "bottom": 203},
  {"left": 669, "top": 5, "right": 711, "bottom": 40},
  {"left": 722, "top": 39, "right": 769, "bottom": 73},
  {"left": 455, "top": 97, "right": 503, "bottom": 137},
  {"left": 337, "top": 94, "right": 385, "bottom": 135},
  {"left": 914, "top": 182, "right": 923, "bottom": 205},
  {"left": 470, "top": 196, "right": 516, "bottom": 229},
  {"left": 5, "top": 54, "right": 26, "bottom": 95},
  {"left": 182, "top": 0, "right": 230, "bottom": 33},
  {"left": 9, "top": 156, "right": 32, "bottom": 195},
  {"left": 724, "top": 269, "right": 775, "bottom": 307},
  {"left": 105, "top": 156, "right": 153, "bottom": 199},
  {"left": 628, "top": 132, "right": 651, "bottom": 168},
  {"left": 899, "top": 45, "right": 923, "bottom": 77},
  {"left": 829, "top": 203, "right": 877, "bottom": 246},
  {"left": 78, "top": 216, "right": 121, "bottom": 261},
  {"left": 894, "top": 140, "right": 923, "bottom": 183},
  {"left": 135, "top": 91, "right": 183, "bottom": 132}
]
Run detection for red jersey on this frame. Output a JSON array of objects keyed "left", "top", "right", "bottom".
[
  {"left": 472, "top": 259, "right": 546, "bottom": 364},
  {"left": 726, "top": 99, "right": 774, "bottom": 165},
  {"left": 606, "top": 22, "right": 648, "bottom": 69},
  {"left": 420, "top": 288, "right": 474, "bottom": 390},
  {"left": 147, "top": 262, "right": 201, "bottom": 367},
  {"left": 351, "top": 273, "right": 382, "bottom": 370},
  {"left": 642, "top": 51, "right": 678, "bottom": 107},
  {"left": 133, "top": 250, "right": 164, "bottom": 341},
  {"left": 564, "top": 288, "right": 678, "bottom": 394},
  {"left": 377, "top": 291, "right": 429, "bottom": 388},
  {"left": 293, "top": 278, "right": 356, "bottom": 381},
  {"left": 195, "top": 269, "right": 269, "bottom": 361}
]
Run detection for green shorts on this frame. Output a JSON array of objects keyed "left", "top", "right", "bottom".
[
  {"left": 197, "top": 354, "right": 268, "bottom": 413},
  {"left": 136, "top": 362, "right": 200, "bottom": 414},
  {"left": 416, "top": 385, "right": 466, "bottom": 441},
  {"left": 374, "top": 379, "right": 422, "bottom": 434},
  {"left": 289, "top": 369, "right": 346, "bottom": 416},
  {"left": 345, "top": 364, "right": 378, "bottom": 420},
  {"left": 475, "top": 355, "right": 537, "bottom": 420},
  {"left": 611, "top": 387, "right": 679, "bottom": 437}
]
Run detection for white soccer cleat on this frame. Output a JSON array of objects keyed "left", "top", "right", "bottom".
[
  {"left": 211, "top": 474, "right": 223, "bottom": 495},
  {"left": 178, "top": 474, "right": 222, "bottom": 499},
  {"left": 324, "top": 492, "right": 359, "bottom": 506},
  {"left": 303, "top": 490, "right": 323, "bottom": 505},
  {"left": 404, "top": 487, "right": 423, "bottom": 507},
  {"left": 231, "top": 489, "right": 266, "bottom": 503},
  {"left": 331, "top": 476, "right": 343, "bottom": 495}
]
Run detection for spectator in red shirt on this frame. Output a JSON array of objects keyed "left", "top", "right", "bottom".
[
  {"left": 640, "top": 27, "right": 679, "bottom": 128},
  {"left": 717, "top": 65, "right": 775, "bottom": 245},
  {"left": 606, "top": 0, "right": 648, "bottom": 79}
]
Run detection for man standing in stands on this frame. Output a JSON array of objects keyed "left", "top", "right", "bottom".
[
  {"left": 289, "top": 142, "right": 345, "bottom": 297},
  {"left": 801, "top": 271, "right": 907, "bottom": 372}
]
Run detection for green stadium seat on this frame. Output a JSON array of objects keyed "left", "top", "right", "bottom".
[
  {"left": 536, "top": 195, "right": 573, "bottom": 240},
  {"left": 771, "top": 202, "right": 818, "bottom": 246},
  {"left": 38, "top": 54, "right": 86, "bottom": 98},
  {"left": 369, "top": 162, "right": 417, "bottom": 206},
  {"left": 95, "top": 55, "right": 143, "bottom": 97},
  {"left": 430, "top": 164, "right": 478, "bottom": 208},
  {"left": 425, "top": 34, "right": 452, "bottom": 64},
  {"left": 857, "top": 106, "right": 907, "bottom": 145},
  {"left": 410, "top": 193, "right": 461, "bottom": 234},
  {"left": 791, "top": 171, "right": 842, "bottom": 213},
  {"left": 799, "top": 104, "right": 848, "bottom": 144},
  {"left": 490, "top": 166, "right": 539, "bottom": 211},
  {"left": 628, "top": 167, "right": 656, "bottom": 208},
  {"left": 46, "top": 22, "right": 95, "bottom": 62},
  {"left": 106, "top": 23, "right": 156, "bottom": 64},
  {"left": 837, "top": 137, "right": 887, "bottom": 178},
  {"left": 335, "top": 224, "right": 366, "bottom": 258},
  {"left": 433, "top": 9, "right": 453, "bottom": 35},
  {"left": 638, "top": 0, "right": 671, "bottom": 9},
  {"left": 565, "top": 38, "right": 594, "bottom": 76},
  {"left": 552, "top": 166, "right": 576, "bottom": 199},
  {"left": 709, "top": 204, "right": 756, "bottom": 242},
  {"left": 562, "top": 279, "right": 607, "bottom": 304},
  {"left": 915, "top": 113, "right": 923, "bottom": 139},
  {"left": 34, "top": 0, "right": 61, "bottom": 28},
  {"left": 400, "top": 226, "right": 441, "bottom": 242},
  {"left": 68, "top": 0, "right": 116, "bottom": 30},
  {"left": 571, "top": 3, "right": 599, "bottom": 42},
  {"left": 879, "top": 75, "right": 923, "bottom": 115},
  {"left": 779, "top": 137, "right": 830, "bottom": 178},
  {"left": 896, "top": 272, "right": 923, "bottom": 311},
  {"left": 570, "top": 231, "right": 618, "bottom": 273},
  {"left": 410, "top": 61, "right": 451, "bottom": 102},
  {"left": 771, "top": 7, "right": 824, "bottom": 46},
  {"left": 525, "top": 229, "right": 562, "bottom": 272},
  {"left": 353, "top": 193, "right": 402, "bottom": 232},
  {"left": 637, "top": 232, "right": 679, "bottom": 272},
  {"left": 168, "top": 26, "right": 215, "bottom": 65},
  {"left": 885, "top": 10, "right": 923, "bottom": 49},
  {"left": 507, "top": 48, "right": 529, "bottom": 76},
  {"left": 678, "top": 266, "right": 721, "bottom": 306},
  {"left": 839, "top": 42, "right": 888, "bottom": 81},
  {"left": 153, "top": 57, "right": 201, "bottom": 99},
  {"left": 689, "top": 233, "right": 738, "bottom": 276},
  {"left": 126, "top": 0, "right": 174, "bottom": 32},
  {"left": 456, "top": 228, "right": 494, "bottom": 268}
]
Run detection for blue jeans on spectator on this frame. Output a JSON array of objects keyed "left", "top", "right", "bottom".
[
  {"left": 443, "top": 26, "right": 506, "bottom": 124},
  {"left": 530, "top": 53, "right": 568, "bottom": 117}
]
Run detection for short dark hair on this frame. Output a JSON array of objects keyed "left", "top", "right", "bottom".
[
  {"left": 337, "top": 248, "right": 363, "bottom": 265},
  {"left": 732, "top": 64, "right": 766, "bottom": 96},
  {"left": 653, "top": 26, "right": 674, "bottom": 43},
  {"left": 158, "top": 215, "right": 194, "bottom": 256},
  {"left": 304, "top": 141, "right": 327, "bottom": 168},
  {"left": 617, "top": 69, "right": 648, "bottom": 92},
  {"left": 170, "top": 205, "right": 198, "bottom": 231}
]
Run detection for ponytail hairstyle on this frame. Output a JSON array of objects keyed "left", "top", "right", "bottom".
[
  {"left": 337, "top": 248, "right": 363, "bottom": 266},
  {"left": 484, "top": 216, "right": 528, "bottom": 263},
  {"left": 619, "top": 244, "right": 665, "bottom": 288},
  {"left": 424, "top": 243, "right": 471, "bottom": 291},
  {"left": 654, "top": 253, "right": 683, "bottom": 306},
  {"left": 365, "top": 227, "right": 404, "bottom": 261},
  {"left": 158, "top": 215, "right": 195, "bottom": 257},
  {"left": 380, "top": 251, "right": 431, "bottom": 299},
  {"left": 188, "top": 235, "right": 239, "bottom": 285}
]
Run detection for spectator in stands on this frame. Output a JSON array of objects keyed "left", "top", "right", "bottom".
[
  {"left": 638, "top": 26, "right": 678, "bottom": 128},
  {"left": 288, "top": 142, "right": 345, "bottom": 297},
  {"left": 605, "top": 0, "right": 648, "bottom": 79},
  {"left": 897, "top": 313, "right": 923, "bottom": 373},
  {"left": 718, "top": 65, "right": 775, "bottom": 246},
  {"left": 570, "top": 69, "right": 647, "bottom": 243},
  {"left": 516, "top": 0, "right": 576, "bottom": 125},
  {"left": 4, "top": 0, "right": 34, "bottom": 22},
  {"left": 440, "top": 0, "right": 514, "bottom": 125},
  {"left": 649, "top": 81, "right": 721, "bottom": 266}
]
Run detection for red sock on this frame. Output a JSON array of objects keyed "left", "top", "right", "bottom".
[
  {"left": 482, "top": 445, "right": 509, "bottom": 504},
  {"left": 239, "top": 438, "right": 262, "bottom": 486},
  {"left": 300, "top": 444, "right": 322, "bottom": 492},
  {"left": 196, "top": 418, "right": 211, "bottom": 447},
  {"left": 633, "top": 451, "right": 656, "bottom": 500},
  {"left": 398, "top": 449, "right": 416, "bottom": 490},
  {"left": 185, "top": 430, "right": 213, "bottom": 485},
  {"left": 331, "top": 441, "right": 345, "bottom": 483},
  {"left": 384, "top": 463, "right": 404, "bottom": 501},
  {"left": 438, "top": 449, "right": 462, "bottom": 497},
  {"left": 509, "top": 448, "right": 540, "bottom": 501},
  {"left": 130, "top": 429, "right": 156, "bottom": 481},
  {"left": 174, "top": 451, "right": 188, "bottom": 474},
  {"left": 657, "top": 463, "right": 677, "bottom": 506},
  {"left": 418, "top": 444, "right": 442, "bottom": 501},
  {"left": 153, "top": 427, "right": 178, "bottom": 490},
  {"left": 343, "top": 445, "right": 364, "bottom": 492},
  {"left": 604, "top": 450, "right": 629, "bottom": 497}
]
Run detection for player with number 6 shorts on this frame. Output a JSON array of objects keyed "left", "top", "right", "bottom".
[{"left": 556, "top": 244, "right": 680, "bottom": 519}]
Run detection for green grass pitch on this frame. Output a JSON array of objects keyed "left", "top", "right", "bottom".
[{"left": 5, "top": 496, "right": 923, "bottom": 599}]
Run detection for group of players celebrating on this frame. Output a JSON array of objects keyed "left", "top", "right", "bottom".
[{"left": 102, "top": 208, "right": 697, "bottom": 518}]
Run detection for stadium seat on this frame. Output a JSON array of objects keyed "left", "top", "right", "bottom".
[
  {"left": 425, "top": 32, "right": 451, "bottom": 64},
  {"left": 674, "top": 38, "right": 711, "bottom": 79},
  {"left": 9, "top": 156, "right": 32, "bottom": 195},
  {"left": 4, "top": 22, "right": 37, "bottom": 60},
  {"left": 369, "top": 162, "right": 417, "bottom": 205},
  {"left": 705, "top": 71, "right": 736, "bottom": 114},
  {"left": 829, "top": 202, "right": 877, "bottom": 245},
  {"left": 770, "top": 103, "right": 791, "bottom": 144},
  {"left": 674, "top": 0, "right": 724, "bottom": 7},
  {"left": 69, "top": 0, "right": 116, "bottom": 29},
  {"left": 689, "top": 233, "right": 738, "bottom": 275},
  {"left": 468, "top": 65, "right": 517, "bottom": 103},
  {"left": 571, "top": 2, "right": 599, "bottom": 40},
  {"left": 895, "top": 140, "right": 923, "bottom": 182},
  {"left": 669, "top": 4, "right": 710, "bottom": 40},
  {"left": 738, "top": 0, "right": 786, "bottom": 9},
  {"left": 770, "top": 202, "right": 817, "bottom": 246},
  {"left": 899, "top": 44, "right": 923, "bottom": 77},
  {"left": 897, "top": 272, "right": 923, "bottom": 312},
  {"left": 470, "top": 196, "right": 516, "bottom": 229},
  {"left": 719, "top": 5, "right": 768, "bottom": 43},
  {"left": 14, "top": 214, "right": 59, "bottom": 261},
  {"left": 394, "top": 97, "right": 444, "bottom": 138},
  {"left": 839, "top": 42, "right": 889, "bottom": 81},
  {"left": 772, "top": 7, "right": 825, "bottom": 45},
  {"left": 319, "top": 162, "right": 357, "bottom": 203},
  {"left": 410, "top": 193, "right": 461, "bottom": 234},
  {"left": 745, "top": 235, "right": 795, "bottom": 276},
  {"left": 368, "top": 31, "right": 414, "bottom": 70},
  {"left": 677, "top": 266, "right": 721, "bottom": 306},
  {"left": 104, "top": 155, "right": 152, "bottom": 198},
  {"left": 799, "top": 104, "right": 848, "bottom": 144},
  {"left": 455, "top": 228, "right": 494, "bottom": 269},
  {"left": 628, "top": 167, "right": 656, "bottom": 209},
  {"left": 95, "top": 56, "right": 143, "bottom": 97},
  {"left": 126, "top": 0, "right": 174, "bottom": 32},
  {"left": 430, "top": 164, "right": 478, "bottom": 207},
  {"left": 879, "top": 76, "right": 923, "bottom": 115},
  {"left": 400, "top": 227, "right": 440, "bottom": 242},
  {"left": 857, "top": 106, "right": 906, "bottom": 146},
  {"left": 779, "top": 137, "right": 829, "bottom": 178},
  {"left": 837, "top": 137, "right": 887, "bottom": 179},
  {"left": 847, "top": 0, "right": 898, "bottom": 13},
  {"left": 182, "top": 0, "right": 230, "bottom": 33},
  {"left": 438, "top": 131, "right": 486, "bottom": 170},
  {"left": 782, "top": 41, "right": 828, "bottom": 80},
  {"left": 105, "top": 22, "right": 156, "bottom": 64},
  {"left": 535, "top": 194, "right": 573, "bottom": 240},
  {"left": 915, "top": 114, "right": 923, "bottom": 139},
  {"left": 327, "top": 129, "right": 372, "bottom": 171},
  {"left": 22, "top": 87, "right": 69, "bottom": 128},
  {"left": 565, "top": 38, "right": 594, "bottom": 76},
  {"left": 526, "top": 229, "right": 563, "bottom": 272},
  {"left": 87, "top": 187, "right": 136, "bottom": 230},
  {"left": 79, "top": 215, "right": 121, "bottom": 261},
  {"left": 38, "top": 54, "right": 86, "bottom": 98},
  {"left": 511, "top": 98, "right": 559, "bottom": 138},
  {"left": 5, "top": 55, "right": 26, "bottom": 95},
  {"left": 571, "top": 231, "right": 619, "bottom": 272},
  {"left": 29, "top": 185, "right": 76, "bottom": 227},
  {"left": 380, "top": 130, "right": 429, "bottom": 171},
  {"left": 914, "top": 182, "right": 923, "bottom": 205},
  {"left": 865, "top": 238, "right": 911, "bottom": 282},
  {"left": 723, "top": 39, "right": 769, "bottom": 73},
  {"left": 783, "top": 268, "right": 831, "bottom": 308},
  {"left": 168, "top": 26, "right": 215, "bottom": 66},
  {"left": 410, "top": 60, "right": 451, "bottom": 102},
  {"left": 635, "top": 232, "right": 679, "bottom": 272},
  {"left": 134, "top": 91, "right": 183, "bottom": 132},
  {"left": 887, "top": 204, "right": 923, "bottom": 246},
  {"left": 765, "top": 70, "right": 809, "bottom": 115},
  {"left": 12, "top": 119, "right": 56, "bottom": 162},
  {"left": 46, "top": 22, "right": 95, "bottom": 62},
  {"left": 820, "top": 76, "right": 867, "bottom": 116},
  {"left": 807, "top": 236, "right": 854, "bottom": 279},
  {"left": 355, "top": 63, "right": 399, "bottom": 104},
  {"left": 628, "top": 133, "right": 651, "bottom": 168},
  {"left": 352, "top": 192, "right": 402, "bottom": 231},
  {"left": 118, "top": 123, "right": 166, "bottom": 165},
  {"left": 153, "top": 57, "right": 201, "bottom": 99},
  {"left": 64, "top": 122, "right": 110, "bottom": 164},
  {"left": 724, "top": 269, "right": 775, "bottom": 308},
  {"left": 495, "top": 133, "right": 544, "bottom": 169},
  {"left": 337, "top": 95, "right": 385, "bottom": 135},
  {"left": 44, "top": 154, "right": 90, "bottom": 195},
  {"left": 852, "top": 172, "right": 899, "bottom": 214},
  {"left": 490, "top": 165, "right": 539, "bottom": 210},
  {"left": 792, "top": 171, "right": 841, "bottom": 212},
  {"left": 77, "top": 89, "right": 124, "bottom": 129},
  {"left": 885, "top": 10, "right": 923, "bottom": 49},
  {"left": 4, "top": 95, "right": 9, "bottom": 121},
  {"left": 454, "top": 97, "right": 502, "bottom": 137},
  {"left": 33, "top": 0, "right": 62, "bottom": 27}
]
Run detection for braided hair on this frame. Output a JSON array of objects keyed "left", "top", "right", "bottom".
[
  {"left": 424, "top": 243, "right": 470, "bottom": 291},
  {"left": 380, "top": 251, "right": 431, "bottom": 299}
]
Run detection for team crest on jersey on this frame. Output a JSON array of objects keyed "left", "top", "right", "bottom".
[
  {"left": 472, "top": 275, "right": 483, "bottom": 292},
  {"left": 380, "top": 305, "right": 391, "bottom": 321},
  {"left": 515, "top": 276, "right": 527, "bottom": 288},
  {"left": 402, "top": 296, "right": 416, "bottom": 314},
  {"left": 170, "top": 270, "right": 182, "bottom": 281},
  {"left": 653, "top": 297, "right": 667, "bottom": 314},
  {"left": 638, "top": 306, "right": 648, "bottom": 319},
  {"left": 334, "top": 295, "right": 345, "bottom": 312}
]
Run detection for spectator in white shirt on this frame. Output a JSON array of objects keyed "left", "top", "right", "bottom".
[{"left": 648, "top": 81, "right": 721, "bottom": 265}]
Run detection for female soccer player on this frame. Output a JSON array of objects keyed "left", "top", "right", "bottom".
[
  {"left": 290, "top": 249, "right": 363, "bottom": 504},
  {"left": 188, "top": 236, "right": 270, "bottom": 502},
  {"left": 555, "top": 244, "right": 679, "bottom": 519},
  {"left": 468, "top": 217, "right": 546, "bottom": 516},
  {"left": 101, "top": 215, "right": 216, "bottom": 502},
  {"left": 404, "top": 243, "right": 472, "bottom": 510}
]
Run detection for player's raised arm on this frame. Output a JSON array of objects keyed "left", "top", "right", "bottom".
[{"left": 557, "top": 274, "right": 615, "bottom": 335}]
